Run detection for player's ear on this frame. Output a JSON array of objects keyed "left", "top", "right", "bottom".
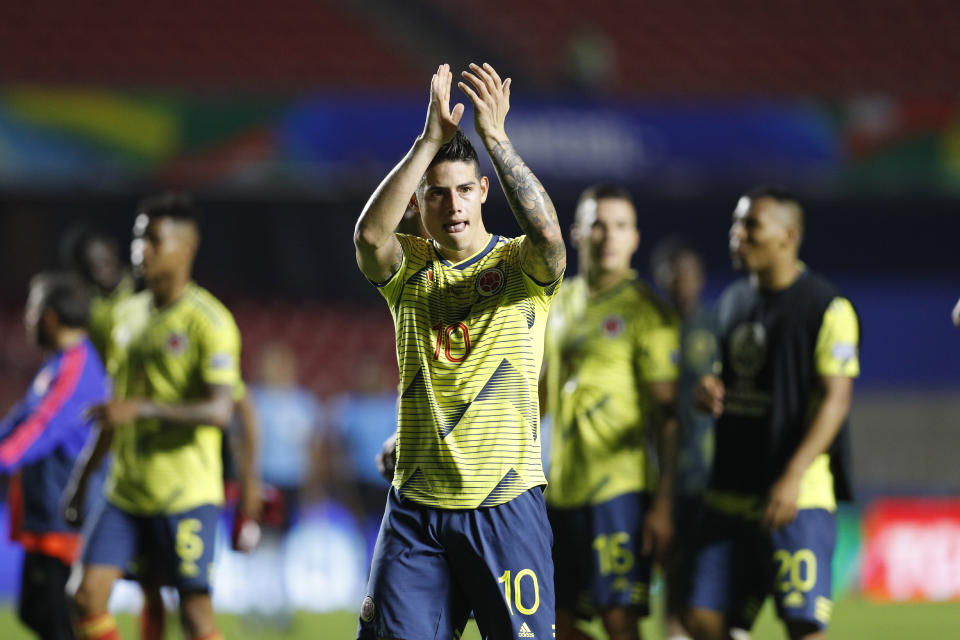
[
  {"left": 42, "top": 307, "right": 59, "bottom": 335},
  {"left": 479, "top": 176, "right": 489, "bottom": 204},
  {"left": 408, "top": 193, "right": 420, "bottom": 214},
  {"left": 785, "top": 225, "right": 801, "bottom": 250}
]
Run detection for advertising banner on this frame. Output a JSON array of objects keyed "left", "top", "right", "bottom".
[{"left": 862, "top": 499, "right": 960, "bottom": 602}]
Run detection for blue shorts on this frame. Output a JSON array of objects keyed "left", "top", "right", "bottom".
[
  {"left": 82, "top": 501, "right": 220, "bottom": 593},
  {"left": 548, "top": 492, "right": 652, "bottom": 618},
  {"left": 358, "top": 487, "right": 555, "bottom": 640},
  {"left": 686, "top": 507, "right": 836, "bottom": 630}
]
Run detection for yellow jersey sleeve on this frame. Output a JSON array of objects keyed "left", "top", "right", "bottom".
[
  {"left": 638, "top": 323, "right": 681, "bottom": 383},
  {"left": 518, "top": 241, "right": 564, "bottom": 312},
  {"left": 814, "top": 297, "right": 860, "bottom": 378},
  {"left": 197, "top": 310, "right": 242, "bottom": 388},
  {"left": 375, "top": 234, "right": 415, "bottom": 307}
]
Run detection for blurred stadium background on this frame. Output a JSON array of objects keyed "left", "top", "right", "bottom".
[{"left": 1, "top": 0, "right": 959, "bottom": 637}]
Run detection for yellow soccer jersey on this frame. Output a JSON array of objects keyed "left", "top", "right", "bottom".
[
  {"left": 797, "top": 296, "right": 860, "bottom": 511},
  {"left": 106, "top": 282, "right": 241, "bottom": 515},
  {"left": 544, "top": 273, "right": 680, "bottom": 508},
  {"left": 378, "top": 233, "right": 562, "bottom": 509},
  {"left": 88, "top": 273, "right": 136, "bottom": 364}
]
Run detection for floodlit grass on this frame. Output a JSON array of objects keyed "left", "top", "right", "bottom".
[{"left": 2, "top": 596, "right": 959, "bottom": 638}]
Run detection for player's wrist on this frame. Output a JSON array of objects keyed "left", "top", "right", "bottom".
[
  {"left": 480, "top": 130, "right": 509, "bottom": 147},
  {"left": 416, "top": 131, "right": 446, "bottom": 149},
  {"left": 783, "top": 458, "right": 810, "bottom": 480}
]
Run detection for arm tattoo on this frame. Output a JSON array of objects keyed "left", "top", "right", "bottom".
[{"left": 488, "top": 140, "right": 565, "bottom": 280}]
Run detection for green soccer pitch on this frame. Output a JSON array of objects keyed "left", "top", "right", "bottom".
[{"left": 2, "top": 597, "right": 959, "bottom": 639}]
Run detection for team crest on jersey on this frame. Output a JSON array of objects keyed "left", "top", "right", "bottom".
[
  {"left": 166, "top": 331, "right": 188, "bottom": 355},
  {"left": 729, "top": 321, "right": 767, "bottom": 378},
  {"left": 602, "top": 314, "right": 625, "bottom": 337},
  {"left": 360, "top": 595, "right": 375, "bottom": 622},
  {"left": 476, "top": 266, "right": 505, "bottom": 296}
]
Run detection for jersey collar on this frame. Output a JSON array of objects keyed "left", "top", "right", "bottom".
[{"left": 435, "top": 234, "right": 499, "bottom": 270}]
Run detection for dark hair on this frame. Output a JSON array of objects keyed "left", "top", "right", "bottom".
[
  {"left": 427, "top": 129, "right": 480, "bottom": 175},
  {"left": 59, "top": 223, "right": 109, "bottom": 275},
  {"left": 650, "top": 236, "right": 701, "bottom": 272},
  {"left": 574, "top": 183, "right": 635, "bottom": 226},
  {"left": 577, "top": 183, "right": 634, "bottom": 207},
  {"left": 743, "top": 185, "right": 805, "bottom": 243},
  {"left": 30, "top": 271, "right": 91, "bottom": 328},
  {"left": 136, "top": 191, "right": 204, "bottom": 228},
  {"left": 744, "top": 185, "right": 802, "bottom": 208}
]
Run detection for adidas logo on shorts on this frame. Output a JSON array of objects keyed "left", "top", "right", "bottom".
[{"left": 518, "top": 621, "right": 535, "bottom": 638}]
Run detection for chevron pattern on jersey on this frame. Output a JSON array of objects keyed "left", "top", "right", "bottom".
[
  {"left": 474, "top": 358, "right": 538, "bottom": 441},
  {"left": 479, "top": 468, "right": 525, "bottom": 507},
  {"left": 399, "top": 467, "right": 429, "bottom": 494},
  {"left": 401, "top": 368, "right": 470, "bottom": 439},
  {"left": 379, "top": 234, "right": 560, "bottom": 508}
]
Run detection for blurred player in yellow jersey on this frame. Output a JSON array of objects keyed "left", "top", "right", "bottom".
[
  {"left": 354, "top": 63, "right": 565, "bottom": 640},
  {"left": 63, "top": 193, "right": 241, "bottom": 640},
  {"left": 543, "top": 185, "right": 680, "bottom": 640},
  {"left": 63, "top": 215, "right": 263, "bottom": 640}
]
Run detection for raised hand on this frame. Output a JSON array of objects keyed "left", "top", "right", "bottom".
[
  {"left": 423, "top": 63, "right": 465, "bottom": 146},
  {"left": 458, "top": 62, "right": 511, "bottom": 143}
]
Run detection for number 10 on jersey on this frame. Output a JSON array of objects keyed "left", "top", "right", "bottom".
[{"left": 433, "top": 322, "right": 471, "bottom": 363}]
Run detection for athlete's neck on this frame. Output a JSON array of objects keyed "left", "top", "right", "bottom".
[
  {"left": 434, "top": 232, "right": 491, "bottom": 264},
  {"left": 586, "top": 267, "right": 631, "bottom": 294},
  {"left": 673, "top": 294, "right": 700, "bottom": 320},
  {"left": 149, "top": 274, "right": 191, "bottom": 308},
  {"left": 53, "top": 328, "right": 86, "bottom": 351},
  {"left": 751, "top": 257, "right": 802, "bottom": 292}
]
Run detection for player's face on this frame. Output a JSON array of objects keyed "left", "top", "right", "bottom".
[
  {"left": 418, "top": 161, "right": 489, "bottom": 254},
  {"left": 84, "top": 237, "right": 121, "bottom": 291},
  {"left": 668, "top": 252, "right": 704, "bottom": 309},
  {"left": 578, "top": 197, "right": 639, "bottom": 275},
  {"left": 729, "top": 196, "right": 791, "bottom": 272},
  {"left": 136, "top": 215, "right": 195, "bottom": 283}
]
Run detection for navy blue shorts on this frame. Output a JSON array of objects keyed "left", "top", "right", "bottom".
[
  {"left": 358, "top": 487, "right": 555, "bottom": 640},
  {"left": 548, "top": 492, "right": 652, "bottom": 618},
  {"left": 667, "top": 493, "right": 706, "bottom": 615},
  {"left": 82, "top": 501, "right": 220, "bottom": 593},
  {"left": 686, "top": 507, "right": 836, "bottom": 630}
]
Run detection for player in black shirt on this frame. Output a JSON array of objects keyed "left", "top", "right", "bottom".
[{"left": 683, "top": 188, "right": 860, "bottom": 640}]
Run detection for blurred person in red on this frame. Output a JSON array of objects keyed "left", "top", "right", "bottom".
[{"left": 1, "top": 272, "right": 110, "bottom": 640}]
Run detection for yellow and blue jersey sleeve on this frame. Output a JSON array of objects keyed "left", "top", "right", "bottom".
[
  {"left": 195, "top": 307, "right": 241, "bottom": 388},
  {"left": 518, "top": 243, "right": 564, "bottom": 312},
  {"left": 637, "top": 324, "right": 680, "bottom": 383},
  {"left": 377, "top": 234, "right": 432, "bottom": 308},
  {"left": 814, "top": 297, "right": 859, "bottom": 378}
]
